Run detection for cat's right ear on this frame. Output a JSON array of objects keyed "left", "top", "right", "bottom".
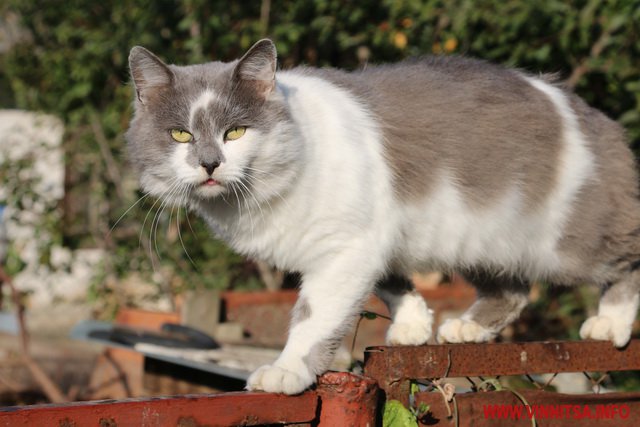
[
  {"left": 128, "top": 46, "right": 174, "bottom": 105},
  {"left": 233, "top": 39, "right": 277, "bottom": 99}
]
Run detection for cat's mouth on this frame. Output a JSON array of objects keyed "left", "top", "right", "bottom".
[
  {"left": 194, "top": 177, "right": 226, "bottom": 198},
  {"left": 201, "top": 178, "right": 220, "bottom": 186}
]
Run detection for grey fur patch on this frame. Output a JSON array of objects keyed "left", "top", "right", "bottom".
[
  {"left": 552, "top": 95, "right": 640, "bottom": 285},
  {"left": 374, "top": 274, "right": 418, "bottom": 317},
  {"left": 306, "top": 57, "right": 562, "bottom": 208},
  {"left": 460, "top": 269, "right": 530, "bottom": 331},
  {"left": 290, "top": 296, "right": 311, "bottom": 325},
  {"left": 375, "top": 273, "right": 414, "bottom": 296},
  {"left": 302, "top": 337, "right": 342, "bottom": 375},
  {"left": 467, "top": 291, "right": 529, "bottom": 332}
]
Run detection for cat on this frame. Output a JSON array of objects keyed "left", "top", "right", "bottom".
[{"left": 126, "top": 39, "right": 640, "bottom": 395}]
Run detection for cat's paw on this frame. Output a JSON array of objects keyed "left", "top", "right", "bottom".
[
  {"left": 246, "top": 364, "right": 313, "bottom": 395},
  {"left": 386, "top": 322, "right": 431, "bottom": 346},
  {"left": 437, "top": 318, "right": 494, "bottom": 343},
  {"left": 579, "top": 315, "right": 632, "bottom": 348}
]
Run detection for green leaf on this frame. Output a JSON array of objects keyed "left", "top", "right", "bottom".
[
  {"left": 383, "top": 400, "right": 419, "bottom": 427},
  {"left": 410, "top": 382, "right": 420, "bottom": 396},
  {"left": 479, "top": 378, "right": 504, "bottom": 391},
  {"left": 417, "top": 402, "right": 431, "bottom": 415}
]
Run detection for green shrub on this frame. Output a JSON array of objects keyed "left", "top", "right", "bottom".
[{"left": 1, "top": 0, "right": 639, "bottom": 297}]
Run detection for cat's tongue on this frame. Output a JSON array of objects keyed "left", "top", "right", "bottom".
[{"left": 203, "top": 178, "right": 218, "bottom": 186}]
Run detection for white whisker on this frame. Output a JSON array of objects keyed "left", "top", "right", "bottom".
[
  {"left": 140, "top": 177, "right": 181, "bottom": 249},
  {"left": 235, "top": 181, "right": 256, "bottom": 239},
  {"left": 243, "top": 166, "right": 292, "bottom": 210},
  {"left": 243, "top": 171, "right": 279, "bottom": 218},
  {"left": 176, "top": 184, "right": 198, "bottom": 270},
  {"left": 147, "top": 179, "right": 183, "bottom": 268},
  {"left": 109, "top": 192, "right": 151, "bottom": 235},
  {"left": 237, "top": 178, "right": 265, "bottom": 225}
]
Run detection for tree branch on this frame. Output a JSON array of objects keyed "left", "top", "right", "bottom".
[{"left": 0, "top": 266, "right": 68, "bottom": 403}]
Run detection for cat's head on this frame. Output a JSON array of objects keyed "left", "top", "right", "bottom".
[{"left": 125, "top": 39, "right": 298, "bottom": 206}]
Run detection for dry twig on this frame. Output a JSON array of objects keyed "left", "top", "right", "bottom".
[{"left": 0, "top": 266, "right": 69, "bottom": 403}]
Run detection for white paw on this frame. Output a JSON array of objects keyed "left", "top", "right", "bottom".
[
  {"left": 246, "top": 364, "right": 313, "bottom": 395},
  {"left": 386, "top": 322, "right": 431, "bottom": 346},
  {"left": 437, "top": 318, "right": 494, "bottom": 343},
  {"left": 579, "top": 315, "right": 632, "bottom": 348}
]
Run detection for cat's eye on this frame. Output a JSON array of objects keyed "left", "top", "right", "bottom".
[
  {"left": 170, "top": 129, "right": 193, "bottom": 143},
  {"left": 224, "top": 126, "right": 247, "bottom": 141}
]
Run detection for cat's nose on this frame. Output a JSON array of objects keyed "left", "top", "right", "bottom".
[{"left": 201, "top": 161, "right": 220, "bottom": 175}]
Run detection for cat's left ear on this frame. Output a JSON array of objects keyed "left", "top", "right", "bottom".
[{"left": 233, "top": 39, "right": 277, "bottom": 98}]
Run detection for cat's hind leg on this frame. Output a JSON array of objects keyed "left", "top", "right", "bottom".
[
  {"left": 437, "top": 273, "right": 529, "bottom": 343},
  {"left": 580, "top": 273, "right": 640, "bottom": 347},
  {"left": 375, "top": 274, "right": 433, "bottom": 345}
]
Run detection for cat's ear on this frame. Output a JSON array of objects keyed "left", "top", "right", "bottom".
[
  {"left": 233, "top": 39, "right": 277, "bottom": 98},
  {"left": 129, "top": 46, "right": 174, "bottom": 104}
]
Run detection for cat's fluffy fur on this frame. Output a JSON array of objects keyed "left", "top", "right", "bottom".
[{"left": 126, "top": 40, "right": 640, "bottom": 394}]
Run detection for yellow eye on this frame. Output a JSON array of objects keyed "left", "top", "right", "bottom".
[
  {"left": 170, "top": 129, "right": 193, "bottom": 143},
  {"left": 224, "top": 126, "right": 246, "bottom": 141}
]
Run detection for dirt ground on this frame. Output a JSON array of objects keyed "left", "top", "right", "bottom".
[{"left": 0, "top": 331, "right": 100, "bottom": 406}]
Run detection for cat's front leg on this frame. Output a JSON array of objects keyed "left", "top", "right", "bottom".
[{"left": 246, "top": 251, "right": 381, "bottom": 394}]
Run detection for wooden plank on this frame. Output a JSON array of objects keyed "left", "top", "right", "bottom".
[
  {"left": 365, "top": 340, "right": 640, "bottom": 404},
  {"left": 0, "top": 372, "right": 380, "bottom": 426},
  {"left": 0, "top": 391, "right": 318, "bottom": 427},
  {"left": 365, "top": 340, "right": 640, "bottom": 380}
]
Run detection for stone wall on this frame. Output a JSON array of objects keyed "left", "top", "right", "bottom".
[{"left": 0, "top": 110, "right": 103, "bottom": 320}]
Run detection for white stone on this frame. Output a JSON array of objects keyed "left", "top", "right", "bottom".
[{"left": 0, "top": 110, "right": 107, "bottom": 311}]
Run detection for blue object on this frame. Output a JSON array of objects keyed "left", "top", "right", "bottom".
[{"left": 0, "top": 312, "right": 18, "bottom": 334}]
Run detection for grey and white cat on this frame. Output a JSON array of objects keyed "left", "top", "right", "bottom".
[{"left": 126, "top": 39, "right": 640, "bottom": 394}]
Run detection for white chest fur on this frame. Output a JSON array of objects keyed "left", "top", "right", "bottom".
[{"left": 197, "top": 72, "right": 397, "bottom": 273}]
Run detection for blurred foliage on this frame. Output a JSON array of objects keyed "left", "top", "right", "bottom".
[
  {"left": 0, "top": 0, "right": 639, "bottom": 314},
  {"left": 513, "top": 283, "right": 597, "bottom": 341}
]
